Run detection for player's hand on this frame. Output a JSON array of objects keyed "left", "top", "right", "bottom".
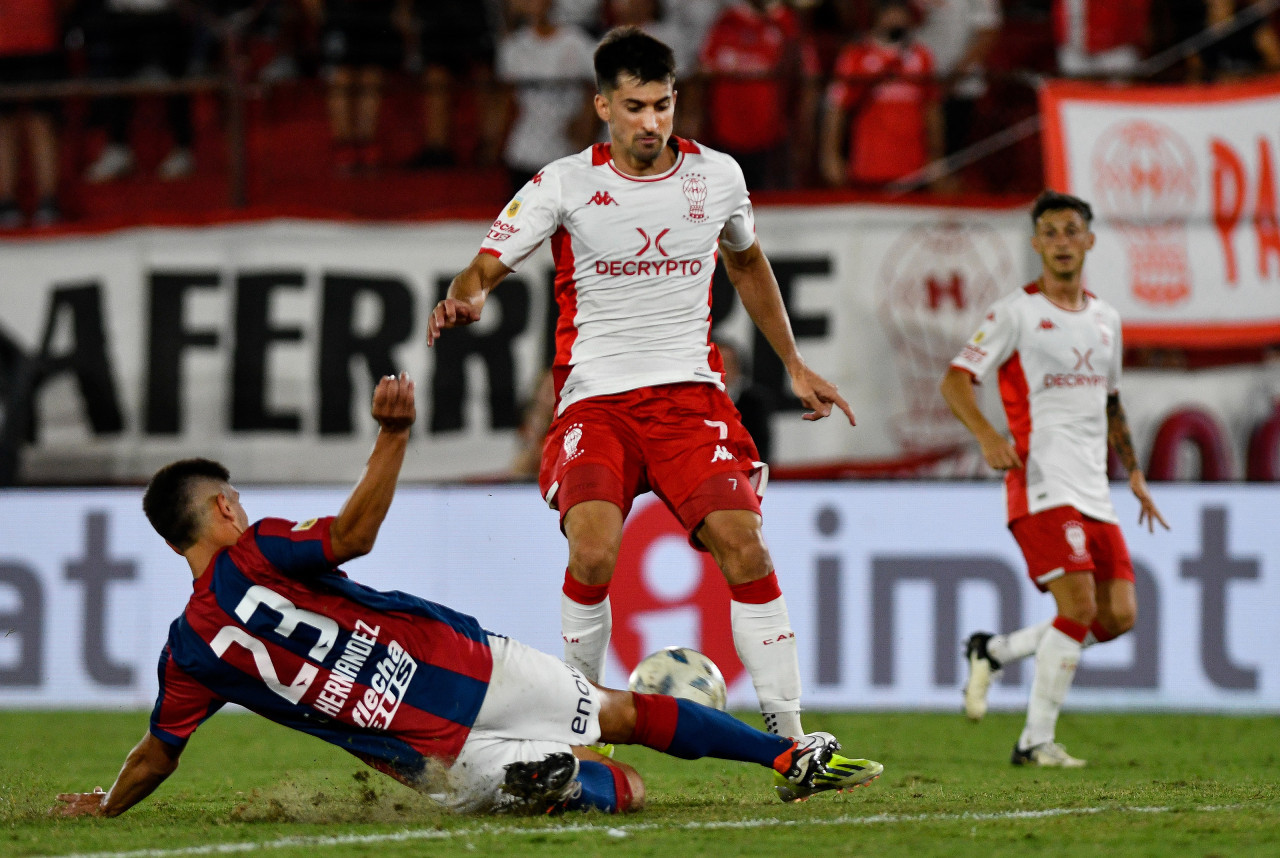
[
  {"left": 790, "top": 365, "right": 855, "bottom": 425},
  {"left": 1130, "top": 470, "right": 1169, "bottom": 533},
  {"left": 51, "top": 787, "right": 106, "bottom": 817},
  {"left": 427, "top": 298, "right": 482, "bottom": 346},
  {"left": 372, "top": 372, "right": 415, "bottom": 433},
  {"left": 978, "top": 433, "right": 1022, "bottom": 471}
]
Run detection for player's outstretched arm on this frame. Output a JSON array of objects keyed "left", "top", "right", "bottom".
[
  {"left": 1107, "top": 393, "right": 1170, "bottom": 533},
  {"left": 427, "top": 252, "right": 514, "bottom": 346},
  {"left": 330, "top": 372, "right": 417, "bottom": 563},
  {"left": 52, "top": 733, "right": 182, "bottom": 818},
  {"left": 720, "top": 240, "right": 855, "bottom": 425},
  {"left": 940, "top": 367, "right": 1022, "bottom": 470}
]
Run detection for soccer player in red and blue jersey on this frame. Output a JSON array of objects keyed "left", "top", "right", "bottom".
[{"left": 54, "top": 373, "right": 881, "bottom": 818}]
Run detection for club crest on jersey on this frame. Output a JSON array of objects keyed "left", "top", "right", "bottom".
[
  {"left": 588, "top": 190, "right": 618, "bottom": 206},
  {"left": 1063, "top": 521, "right": 1089, "bottom": 564},
  {"left": 563, "top": 424, "right": 585, "bottom": 462},
  {"left": 682, "top": 172, "right": 708, "bottom": 221}
]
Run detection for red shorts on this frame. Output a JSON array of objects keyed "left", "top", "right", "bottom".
[
  {"left": 538, "top": 383, "right": 766, "bottom": 549},
  {"left": 1010, "top": 505, "right": 1135, "bottom": 592}
]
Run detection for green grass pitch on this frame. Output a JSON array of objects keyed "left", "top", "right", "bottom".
[{"left": 3, "top": 710, "right": 1278, "bottom": 857}]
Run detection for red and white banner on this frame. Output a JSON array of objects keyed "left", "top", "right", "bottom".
[
  {"left": 2, "top": 213, "right": 1279, "bottom": 483},
  {"left": 1040, "top": 76, "right": 1280, "bottom": 347}
]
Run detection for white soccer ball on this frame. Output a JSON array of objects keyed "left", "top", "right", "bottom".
[{"left": 627, "top": 646, "right": 728, "bottom": 711}]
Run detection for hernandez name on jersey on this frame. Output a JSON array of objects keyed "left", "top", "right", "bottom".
[
  {"left": 480, "top": 138, "right": 756, "bottom": 414},
  {"left": 951, "top": 283, "right": 1123, "bottom": 524}
]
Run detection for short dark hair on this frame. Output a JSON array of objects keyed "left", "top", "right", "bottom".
[
  {"left": 1031, "top": 190, "right": 1093, "bottom": 226},
  {"left": 143, "top": 457, "right": 230, "bottom": 550},
  {"left": 594, "top": 26, "right": 676, "bottom": 93}
]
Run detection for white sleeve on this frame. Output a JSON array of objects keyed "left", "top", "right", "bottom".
[
  {"left": 478, "top": 166, "right": 564, "bottom": 272},
  {"left": 718, "top": 161, "right": 756, "bottom": 252},
  {"left": 950, "top": 298, "right": 1018, "bottom": 383}
]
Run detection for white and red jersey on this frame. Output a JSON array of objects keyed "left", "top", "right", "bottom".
[
  {"left": 479, "top": 137, "right": 757, "bottom": 415},
  {"left": 950, "top": 282, "right": 1123, "bottom": 524}
]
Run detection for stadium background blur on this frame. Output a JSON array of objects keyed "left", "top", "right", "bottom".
[{"left": 2, "top": 0, "right": 1279, "bottom": 722}]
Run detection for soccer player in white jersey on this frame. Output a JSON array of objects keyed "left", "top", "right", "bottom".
[
  {"left": 940, "top": 191, "right": 1169, "bottom": 767},
  {"left": 429, "top": 26, "right": 880, "bottom": 799}
]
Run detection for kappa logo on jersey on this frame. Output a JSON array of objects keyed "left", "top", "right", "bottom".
[
  {"left": 1038, "top": 318, "right": 1056, "bottom": 331},
  {"left": 1072, "top": 348, "right": 1094, "bottom": 371},
  {"left": 563, "top": 423, "right": 585, "bottom": 462},
  {"left": 1063, "top": 520, "right": 1090, "bottom": 564},
  {"left": 588, "top": 190, "right": 619, "bottom": 206},
  {"left": 635, "top": 227, "right": 670, "bottom": 257},
  {"left": 531, "top": 171, "right": 544, "bottom": 185},
  {"left": 711, "top": 444, "right": 735, "bottom": 463},
  {"left": 682, "top": 173, "right": 708, "bottom": 221}
]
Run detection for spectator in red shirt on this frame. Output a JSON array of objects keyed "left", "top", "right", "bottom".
[
  {"left": 819, "top": 0, "right": 941, "bottom": 188},
  {"left": 692, "top": 1, "right": 819, "bottom": 189},
  {"left": 1053, "top": 0, "right": 1152, "bottom": 78},
  {"left": 0, "top": 0, "right": 64, "bottom": 228}
]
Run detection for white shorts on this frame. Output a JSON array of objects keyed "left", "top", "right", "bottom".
[{"left": 435, "top": 634, "right": 602, "bottom": 813}]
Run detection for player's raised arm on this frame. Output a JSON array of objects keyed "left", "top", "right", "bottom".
[
  {"left": 329, "top": 372, "right": 417, "bottom": 563},
  {"left": 428, "top": 252, "right": 515, "bottom": 346},
  {"left": 940, "top": 366, "right": 1022, "bottom": 470},
  {"left": 720, "top": 239, "right": 855, "bottom": 426},
  {"left": 52, "top": 733, "right": 182, "bottom": 818}
]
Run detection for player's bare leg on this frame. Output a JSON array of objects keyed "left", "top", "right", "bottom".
[
  {"left": 1014, "top": 572, "right": 1095, "bottom": 767},
  {"left": 698, "top": 509, "right": 803, "bottom": 739},
  {"left": 1092, "top": 577, "right": 1137, "bottom": 641},
  {"left": 561, "top": 500, "right": 624, "bottom": 684}
]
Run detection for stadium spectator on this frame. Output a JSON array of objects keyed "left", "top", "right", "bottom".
[
  {"left": 429, "top": 29, "right": 863, "bottom": 795},
  {"left": 1052, "top": 0, "right": 1153, "bottom": 78},
  {"left": 913, "top": 0, "right": 1002, "bottom": 159},
  {"left": 606, "top": 0, "right": 695, "bottom": 76},
  {"left": 495, "top": 0, "right": 597, "bottom": 193},
  {"left": 941, "top": 191, "right": 1169, "bottom": 767},
  {"left": 1187, "top": 0, "right": 1280, "bottom": 81},
  {"left": 820, "top": 0, "right": 941, "bottom": 188},
  {"left": 692, "top": 0, "right": 820, "bottom": 189},
  {"left": 302, "top": 0, "right": 407, "bottom": 172},
  {"left": 51, "top": 373, "right": 882, "bottom": 817},
  {"left": 79, "top": 0, "right": 200, "bottom": 183},
  {"left": 404, "top": 0, "right": 502, "bottom": 169},
  {"left": 0, "top": 0, "right": 64, "bottom": 228},
  {"left": 553, "top": 0, "right": 604, "bottom": 33}
]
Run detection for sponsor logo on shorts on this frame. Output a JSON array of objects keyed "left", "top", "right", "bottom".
[
  {"left": 711, "top": 444, "right": 735, "bottom": 463},
  {"left": 1063, "top": 520, "right": 1089, "bottom": 564}
]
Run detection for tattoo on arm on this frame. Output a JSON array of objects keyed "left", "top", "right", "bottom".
[{"left": 1107, "top": 393, "right": 1139, "bottom": 473}]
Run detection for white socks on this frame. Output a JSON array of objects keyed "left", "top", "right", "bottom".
[
  {"left": 731, "top": 595, "right": 803, "bottom": 738},
  {"left": 561, "top": 593, "right": 611, "bottom": 684},
  {"left": 1018, "top": 624, "right": 1083, "bottom": 749},
  {"left": 987, "top": 619, "right": 1053, "bottom": 665}
]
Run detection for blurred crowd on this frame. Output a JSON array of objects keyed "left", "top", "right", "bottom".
[{"left": 2, "top": 0, "right": 1279, "bottom": 229}]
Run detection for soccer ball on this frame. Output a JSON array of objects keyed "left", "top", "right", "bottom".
[{"left": 627, "top": 646, "right": 728, "bottom": 711}]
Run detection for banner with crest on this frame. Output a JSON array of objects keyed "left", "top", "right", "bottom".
[{"left": 1040, "top": 76, "right": 1280, "bottom": 347}]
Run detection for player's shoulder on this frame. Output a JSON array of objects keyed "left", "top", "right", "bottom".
[
  {"left": 987, "top": 283, "right": 1039, "bottom": 316},
  {"left": 1084, "top": 290, "right": 1120, "bottom": 316},
  {"left": 674, "top": 138, "right": 747, "bottom": 180}
]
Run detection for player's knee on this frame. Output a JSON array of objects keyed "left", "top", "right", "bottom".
[
  {"left": 1101, "top": 604, "right": 1136, "bottom": 637},
  {"left": 616, "top": 762, "right": 646, "bottom": 812},
  {"left": 568, "top": 540, "right": 619, "bottom": 584},
  {"left": 700, "top": 518, "right": 771, "bottom": 583}
]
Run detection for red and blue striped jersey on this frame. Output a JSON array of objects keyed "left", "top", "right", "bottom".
[{"left": 149, "top": 517, "right": 494, "bottom": 778}]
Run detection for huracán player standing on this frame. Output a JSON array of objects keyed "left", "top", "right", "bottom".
[
  {"left": 940, "top": 191, "right": 1169, "bottom": 767},
  {"left": 427, "top": 26, "right": 873, "bottom": 796}
]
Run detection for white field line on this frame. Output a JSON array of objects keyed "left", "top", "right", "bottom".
[{"left": 43, "top": 802, "right": 1261, "bottom": 858}]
